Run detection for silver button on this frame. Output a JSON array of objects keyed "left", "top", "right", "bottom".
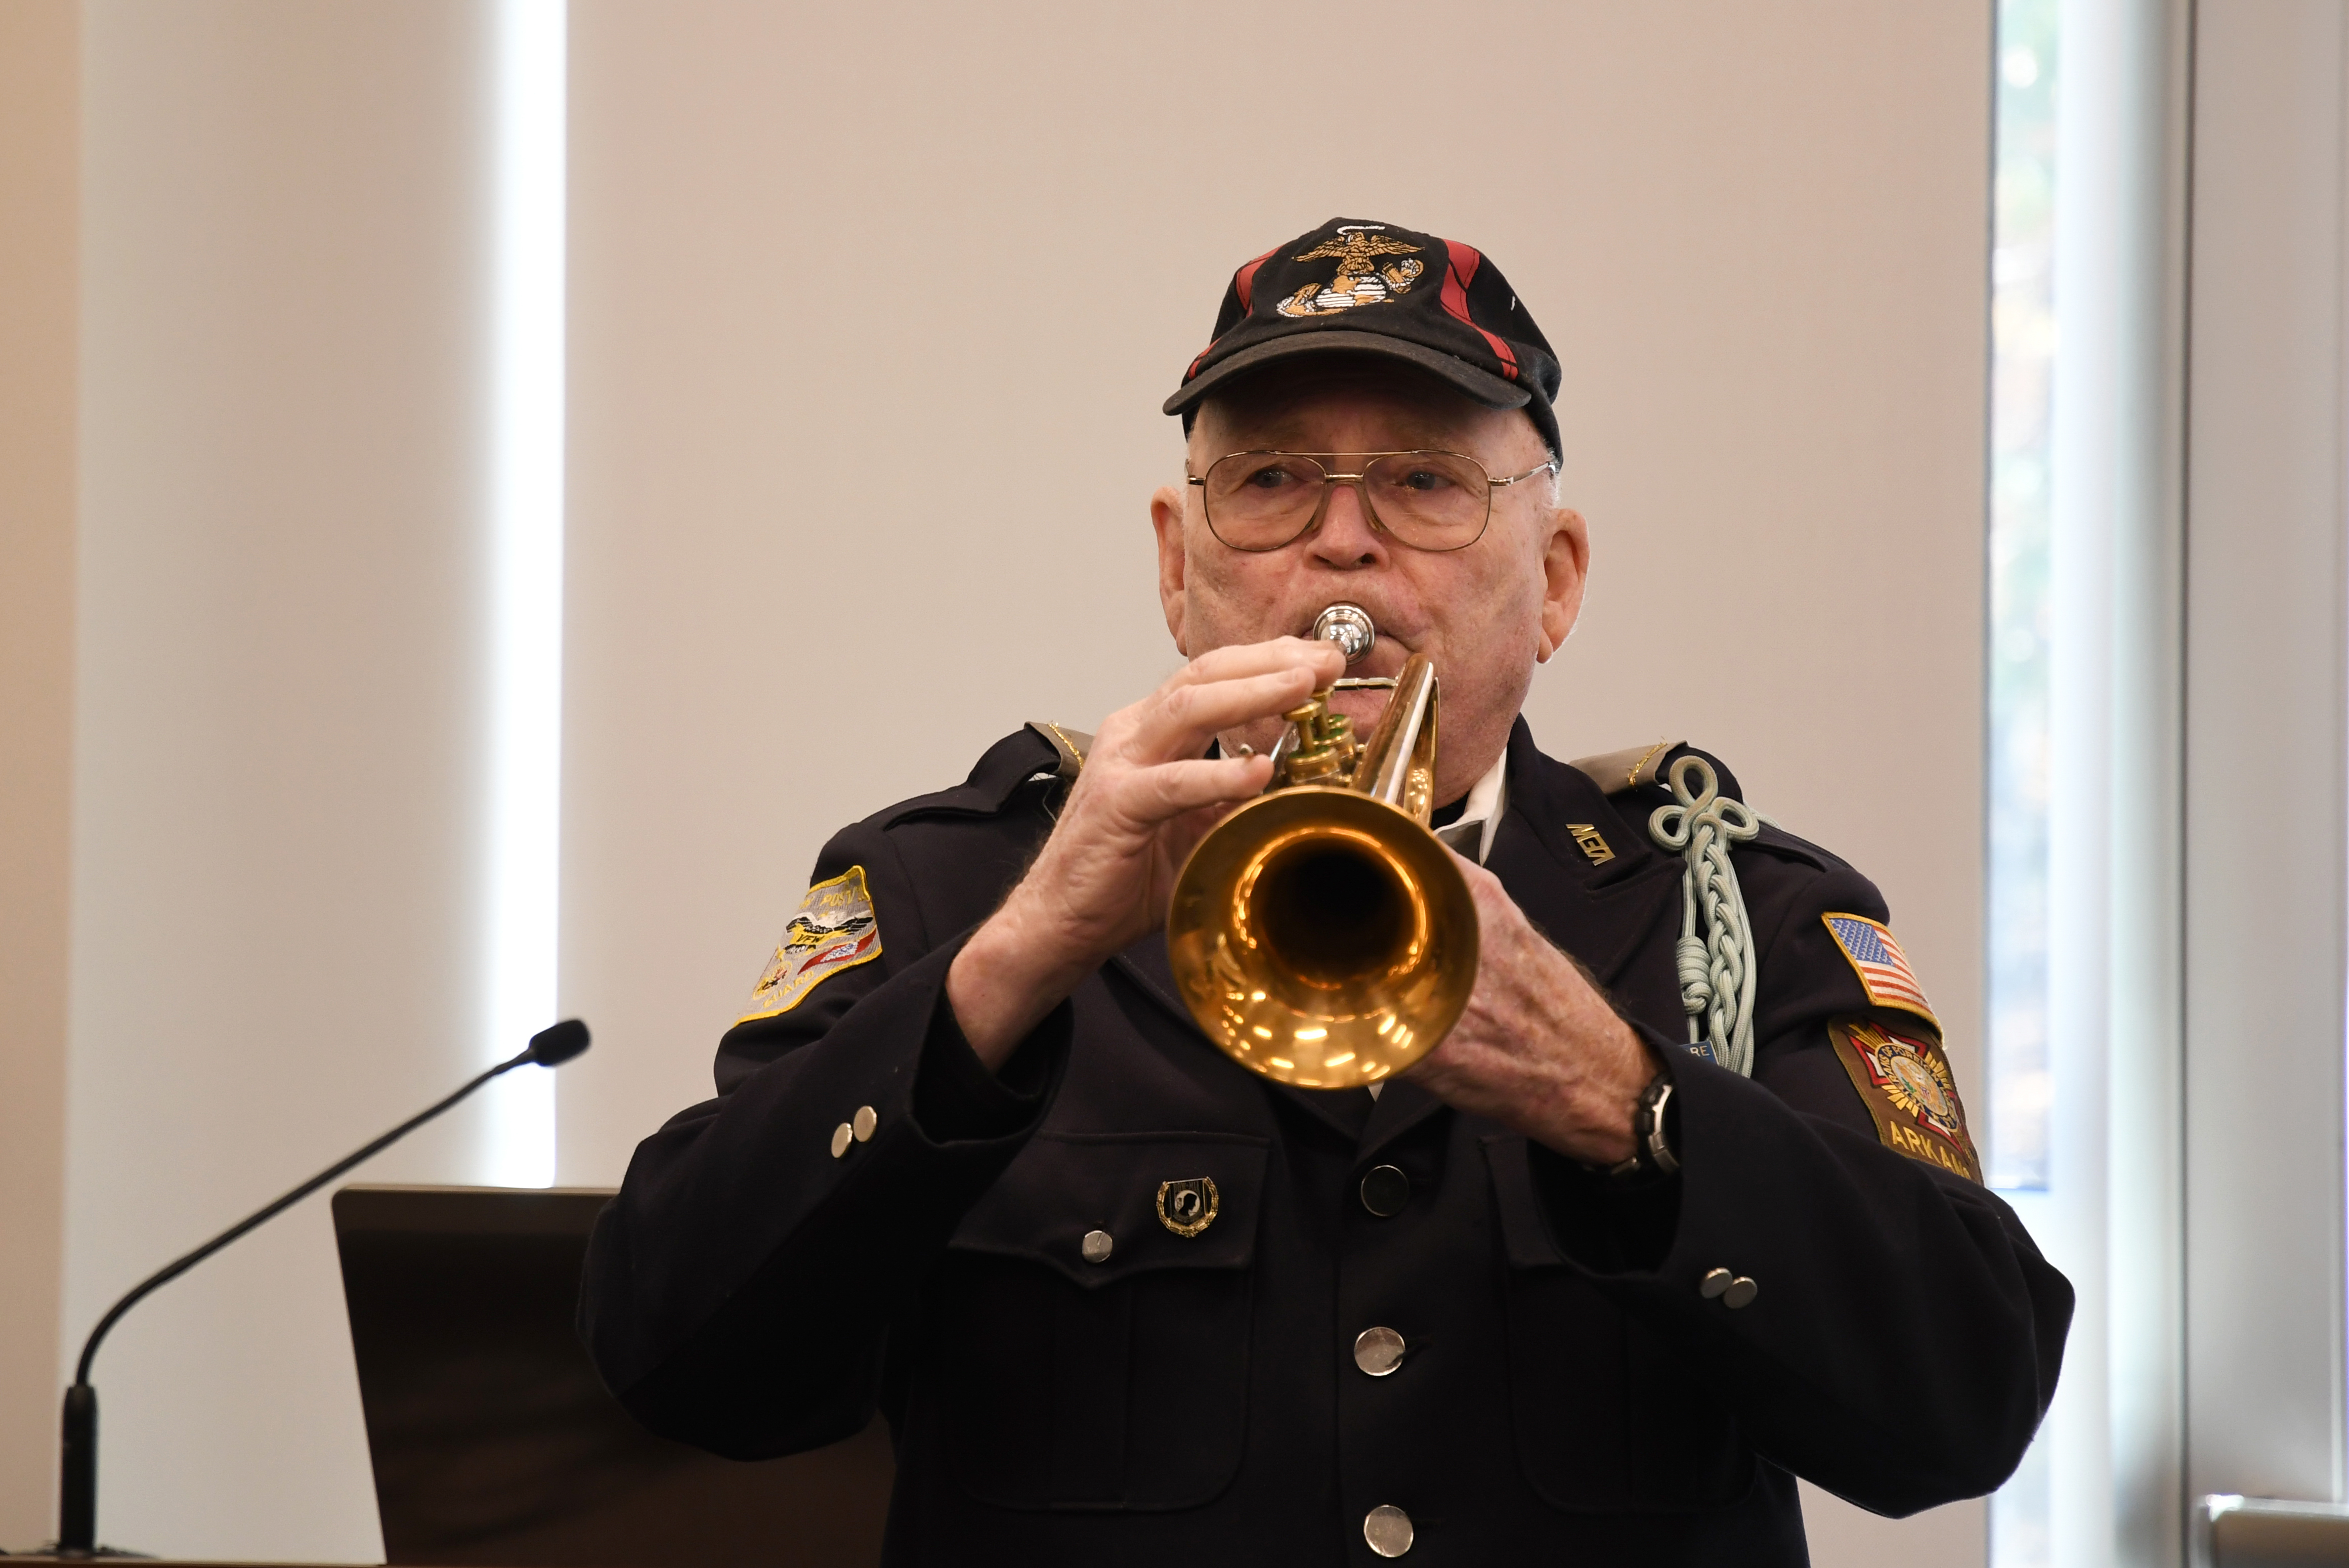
[
  {"left": 1359, "top": 1164, "right": 1411, "bottom": 1217},
  {"left": 1699, "top": 1266, "right": 1733, "bottom": 1299},
  {"left": 1363, "top": 1503, "right": 1414, "bottom": 1557},
  {"left": 852, "top": 1105, "right": 878, "bottom": 1141},
  {"left": 829, "top": 1122, "right": 853, "bottom": 1159},
  {"left": 1081, "top": 1229, "right": 1114, "bottom": 1264},
  {"left": 1723, "top": 1275, "right": 1759, "bottom": 1309},
  {"left": 1353, "top": 1326, "right": 1406, "bottom": 1377}
]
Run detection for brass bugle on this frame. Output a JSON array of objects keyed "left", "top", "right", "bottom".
[{"left": 1165, "top": 612, "right": 1480, "bottom": 1087}]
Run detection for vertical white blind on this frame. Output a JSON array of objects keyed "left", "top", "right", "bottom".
[
  {"left": 479, "top": 0, "right": 566, "bottom": 1189},
  {"left": 2037, "top": 1, "right": 2191, "bottom": 1563}
]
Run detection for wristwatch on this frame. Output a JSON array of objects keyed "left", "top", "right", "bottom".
[{"left": 1607, "top": 1071, "right": 1679, "bottom": 1180}]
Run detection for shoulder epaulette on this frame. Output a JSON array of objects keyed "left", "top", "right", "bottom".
[
  {"left": 1026, "top": 721, "right": 1092, "bottom": 782},
  {"left": 1568, "top": 738, "right": 1682, "bottom": 795},
  {"left": 877, "top": 726, "right": 1067, "bottom": 828}
]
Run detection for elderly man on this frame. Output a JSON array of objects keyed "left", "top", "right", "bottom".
[{"left": 580, "top": 217, "right": 2071, "bottom": 1565}]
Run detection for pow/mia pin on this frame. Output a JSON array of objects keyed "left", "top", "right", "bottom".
[{"left": 1156, "top": 1177, "right": 1219, "bottom": 1238}]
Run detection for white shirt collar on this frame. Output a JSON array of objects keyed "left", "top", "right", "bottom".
[
  {"left": 1430, "top": 749, "right": 1508, "bottom": 866},
  {"left": 1368, "top": 749, "right": 1503, "bottom": 1104}
]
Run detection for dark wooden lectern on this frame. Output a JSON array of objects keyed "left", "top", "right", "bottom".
[{"left": 332, "top": 1185, "right": 891, "bottom": 1567}]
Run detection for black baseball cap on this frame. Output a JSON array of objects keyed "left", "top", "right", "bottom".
[{"left": 1164, "top": 217, "right": 1563, "bottom": 459}]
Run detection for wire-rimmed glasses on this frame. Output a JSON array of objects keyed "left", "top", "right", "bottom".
[{"left": 1186, "top": 450, "right": 1558, "bottom": 553}]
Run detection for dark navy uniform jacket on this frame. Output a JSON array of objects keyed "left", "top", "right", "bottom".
[{"left": 578, "top": 719, "right": 2072, "bottom": 1565}]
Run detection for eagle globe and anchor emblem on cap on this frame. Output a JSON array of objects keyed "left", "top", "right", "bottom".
[
  {"left": 1275, "top": 225, "right": 1426, "bottom": 318},
  {"left": 1156, "top": 1177, "right": 1220, "bottom": 1238}
]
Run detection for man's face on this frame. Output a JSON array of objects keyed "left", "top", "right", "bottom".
[{"left": 1149, "top": 361, "right": 1590, "bottom": 804}]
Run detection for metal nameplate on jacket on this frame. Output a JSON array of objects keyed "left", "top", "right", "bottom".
[
  {"left": 1564, "top": 823, "right": 1614, "bottom": 865},
  {"left": 1156, "top": 1177, "right": 1220, "bottom": 1238},
  {"left": 737, "top": 866, "right": 882, "bottom": 1023},
  {"left": 1826, "top": 1016, "right": 1982, "bottom": 1183}
]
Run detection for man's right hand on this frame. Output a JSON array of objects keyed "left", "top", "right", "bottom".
[{"left": 946, "top": 638, "right": 1346, "bottom": 1070}]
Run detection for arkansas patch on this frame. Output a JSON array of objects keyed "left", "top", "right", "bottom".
[
  {"left": 1821, "top": 913, "right": 1940, "bottom": 1030},
  {"left": 1827, "top": 1016, "right": 1982, "bottom": 1182},
  {"left": 738, "top": 866, "right": 882, "bottom": 1023}
]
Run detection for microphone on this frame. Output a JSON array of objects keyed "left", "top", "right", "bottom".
[{"left": 53, "top": 1019, "right": 592, "bottom": 1557}]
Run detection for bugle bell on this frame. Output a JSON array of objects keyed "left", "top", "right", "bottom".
[{"left": 1165, "top": 605, "right": 1480, "bottom": 1087}]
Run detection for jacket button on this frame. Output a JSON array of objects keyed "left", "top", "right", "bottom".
[
  {"left": 1363, "top": 1503, "right": 1414, "bottom": 1557},
  {"left": 1699, "top": 1266, "right": 1733, "bottom": 1298},
  {"left": 1359, "top": 1164, "right": 1411, "bottom": 1217},
  {"left": 852, "top": 1105, "right": 877, "bottom": 1141},
  {"left": 1353, "top": 1326, "right": 1406, "bottom": 1376},
  {"left": 829, "top": 1123, "right": 853, "bottom": 1159},
  {"left": 1723, "top": 1275, "right": 1759, "bottom": 1309},
  {"left": 1081, "top": 1230, "right": 1114, "bottom": 1264}
]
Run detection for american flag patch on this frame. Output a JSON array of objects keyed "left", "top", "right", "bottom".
[{"left": 1822, "top": 914, "right": 1938, "bottom": 1028}]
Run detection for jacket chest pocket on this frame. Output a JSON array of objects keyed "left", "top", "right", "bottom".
[
  {"left": 927, "top": 1131, "right": 1267, "bottom": 1512},
  {"left": 1483, "top": 1137, "right": 1755, "bottom": 1514}
]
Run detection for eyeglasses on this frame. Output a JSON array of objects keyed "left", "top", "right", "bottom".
[{"left": 1186, "top": 450, "right": 1559, "bottom": 554}]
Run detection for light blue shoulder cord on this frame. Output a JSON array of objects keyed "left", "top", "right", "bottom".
[{"left": 1645, "top": 754, "right": 1762, "bottom": 1076}]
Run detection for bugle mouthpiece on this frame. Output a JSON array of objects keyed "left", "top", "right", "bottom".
[{"left": 1311, "top": 604, "right": 1377, "bottom": 665}]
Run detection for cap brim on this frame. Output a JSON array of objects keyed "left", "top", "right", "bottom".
[{"left": 1162, "top": 329, "right": 1533, "bottom": 419}]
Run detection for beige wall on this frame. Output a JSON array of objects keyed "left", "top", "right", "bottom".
[
  {"left": 65, "top": 3, "right": 497, "bottom": 1558},
  {"left": 0, "top": 2, "right": 2000, "bottom": 1558},
  {"left": 0, "top": 0, "right": 79, "bottom": 1548},
  {"left": 560, "top": 4, "right": 1993, "bottom": 1562}
]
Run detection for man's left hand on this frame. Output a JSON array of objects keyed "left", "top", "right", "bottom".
[{"left": 1404, "top": 856, "right": 1659, "bottom": 1167}]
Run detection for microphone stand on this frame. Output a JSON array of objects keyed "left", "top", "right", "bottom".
[{"left": 52, "top": 1019, "right": 591, "bottom": 1558}]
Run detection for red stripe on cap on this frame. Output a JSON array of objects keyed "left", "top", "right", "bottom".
[
  {"left": 1233, "top": 246, "right": 1277, "bottom": 315},
  {"left": 1185, "top": 247, "right": 1283, "bottom": 382},
  {"left": 1440, "top": 239, "right": 1518, "bottom": 382}
]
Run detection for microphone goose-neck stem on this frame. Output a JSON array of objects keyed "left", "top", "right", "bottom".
[{"left": 55, "top": 1020, "right": 588, "bottom": 1555}]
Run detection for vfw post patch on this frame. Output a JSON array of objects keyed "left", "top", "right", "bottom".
[
  {"left": 1828, "top": 1018, "right": 1982, "bottom": 1183},
  {"left": 1822, "top": 913, "right": 1940, "bottom": 1030},
  {"left": 738, "top": 867, "right": 882, "bottom": 1023}
]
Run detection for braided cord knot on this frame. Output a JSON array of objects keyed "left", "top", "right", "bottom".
[{"left": 1647, "top": 754, "right": 1762, "bottom": 1076}]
